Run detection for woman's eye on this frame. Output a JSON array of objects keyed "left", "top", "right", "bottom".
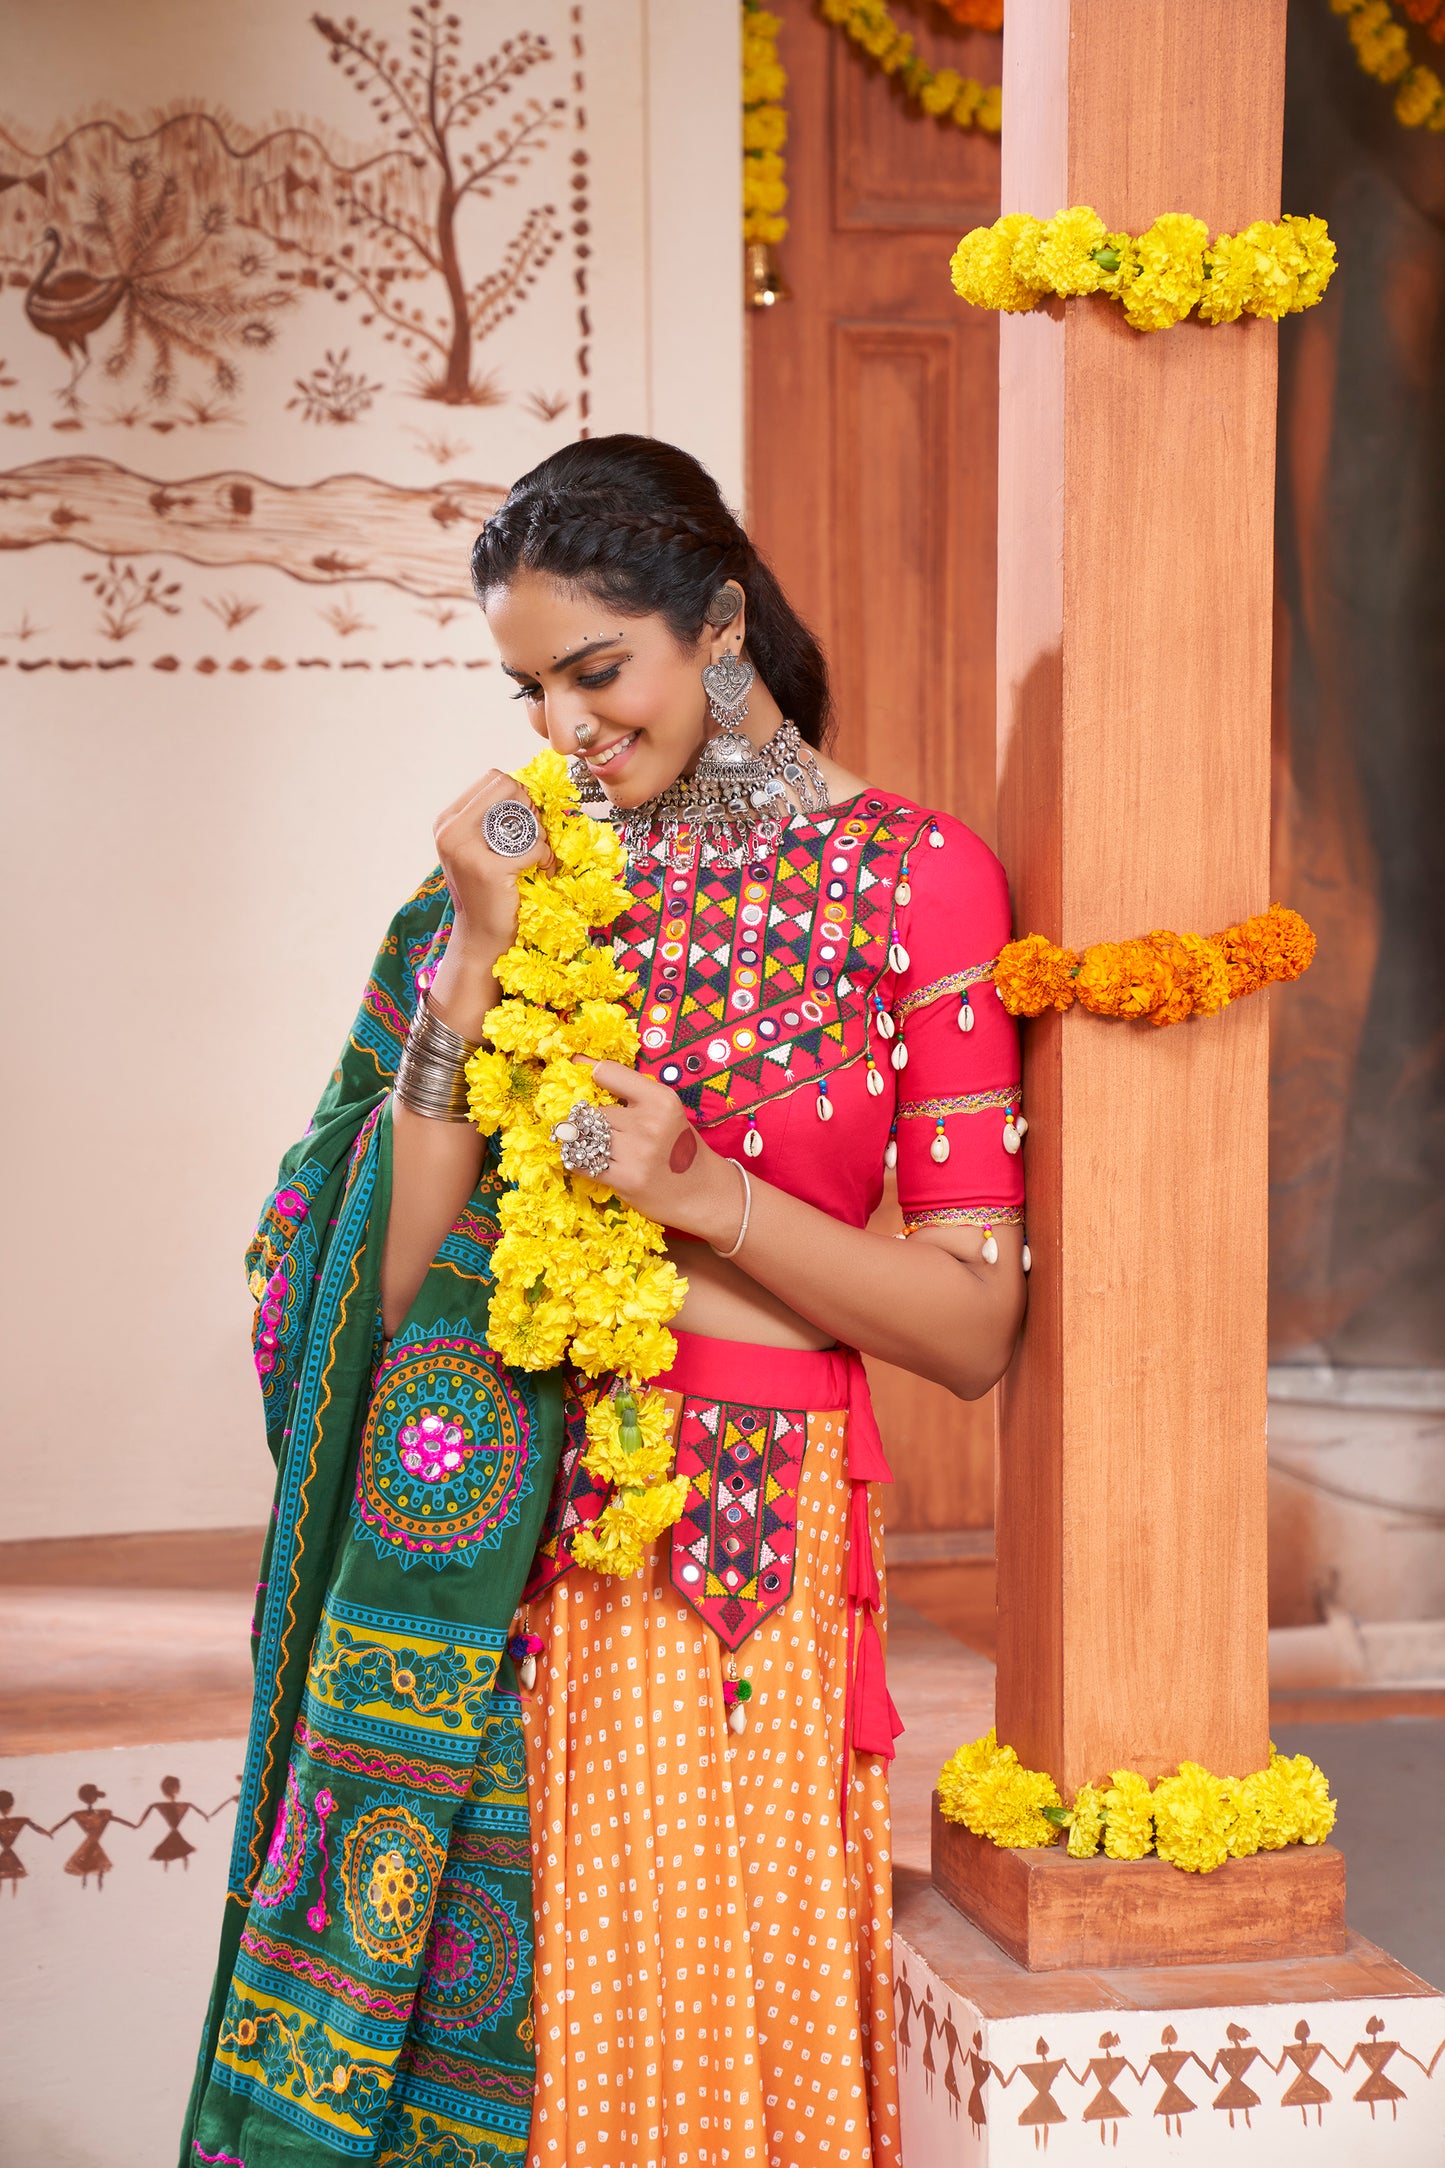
[
  {"left": 576, "top": 662, "right": 622, "bottom": 690},
  {"left": 509, "top": 682, "right": 544, "bottom": 703}
]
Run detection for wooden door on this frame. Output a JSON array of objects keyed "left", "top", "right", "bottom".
[{"left": 747, "top": 3, "right": 1004, "bottom": 1543}]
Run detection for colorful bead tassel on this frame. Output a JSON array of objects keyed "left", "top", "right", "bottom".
[
  {"left": 723, "top": 1674, "right": 753, "bottom": 1736},
  {"left": 509, "top": 1630, "right": 546, "bottom": 1692}
]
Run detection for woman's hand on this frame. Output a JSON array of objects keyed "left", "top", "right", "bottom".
[
  {"left": 435, "top": 768, "right": 553, "bottom": 958},
  {"left": 587, "top": 1061, "right": 745, "bottom": 1249},
  {"left": 428, "top": 770, "right": 553, "bottom": 1039}
]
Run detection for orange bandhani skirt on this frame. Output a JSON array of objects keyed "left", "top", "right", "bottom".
[{"left": 519, "top": 1332, "right": 901, "bottom": 2168}]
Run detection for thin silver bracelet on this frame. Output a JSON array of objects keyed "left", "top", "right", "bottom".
[
  {"left": 713, "top": 1159, "right": 753, "bottom": 1260},
  {"left": 394, "top": 993, "right": 482, "bottom": 1122}
]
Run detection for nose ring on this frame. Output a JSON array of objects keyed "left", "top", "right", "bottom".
[{"left": 574, "top": 720, "right": 596, "bottom": 749}]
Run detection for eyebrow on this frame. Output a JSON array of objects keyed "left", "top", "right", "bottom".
[{"left": 498, "top": 636, "right": 625, "bottom": 682}]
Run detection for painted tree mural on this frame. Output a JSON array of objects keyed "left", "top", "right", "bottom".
[{"left": 302, "top": 3, "right": 566, "bottom": 402}]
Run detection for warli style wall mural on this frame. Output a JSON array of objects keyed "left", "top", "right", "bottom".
[
  {"left": 892, "top": 1944, "right": 1445, "bottom": 2160},
  {"left": 0, "top": 0, "right": 592, "bottom": 675}
]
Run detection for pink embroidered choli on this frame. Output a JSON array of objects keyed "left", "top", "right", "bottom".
[
  {"left": 617, "top": 790, "right": 1025, "bottom": 1235},
  {"left": 525, "top": 791, "right": 1024, "bottom": 1759}
]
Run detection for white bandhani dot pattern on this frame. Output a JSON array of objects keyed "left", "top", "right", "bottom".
[{"left": 520, "top": 1407, "right": 900, "bottom": 2168}]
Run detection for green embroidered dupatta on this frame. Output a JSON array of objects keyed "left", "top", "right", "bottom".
[{"left": 182, "top": 871, "right": 563, "bottom": 2168}]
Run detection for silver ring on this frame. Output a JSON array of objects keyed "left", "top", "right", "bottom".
[
  {"left": 482, "top": 798, "right": 541, "bottom": 858},
  {"left": 551, "top": 1101, "right": 613, "bottom": 1176},
  {"left": 574, "top": 720, "right": 596, "bottom": 748}
]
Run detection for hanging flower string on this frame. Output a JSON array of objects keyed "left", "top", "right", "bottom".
[
  {"left": 939, "top": 1729, "right": 1336, "bottom": 1874},
  {"left": 743, "top": 4, "right": 789, "bottom": 247},
  {"left": 1330, "top": 0, "right": 1445, "bottom": 131},
  {"left": 821, "top": 0, "right": 1002, "bottom": 134},
  {"left": 993, "top": 904, "right": 1316, "bottom": 1027},
  {"left": 951, "top": 207, "right": 1336, "bottom": 332},
  {"left": 464, "top": 749, "right": 690, "bottom": 1580}
]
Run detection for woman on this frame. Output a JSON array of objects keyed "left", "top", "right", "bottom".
[{"left": 184, "top": 436, "right": 1024, "bottom": 2168}]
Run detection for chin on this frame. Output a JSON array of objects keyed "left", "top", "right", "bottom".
[{"left": 599, "top": 752, "right": 675, "bottom": 809}]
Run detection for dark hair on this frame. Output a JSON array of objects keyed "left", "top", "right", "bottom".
[{"left": 470, "top": 434, "right": 833, "bottom": 748}]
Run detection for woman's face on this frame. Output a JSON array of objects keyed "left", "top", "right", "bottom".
[{"left": 483, "top": 570, "right": 727, "bottom": 808}]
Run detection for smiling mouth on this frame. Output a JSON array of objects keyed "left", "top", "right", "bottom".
[{"left": 585, "top": 730, "right": 639, "bottom": 771}]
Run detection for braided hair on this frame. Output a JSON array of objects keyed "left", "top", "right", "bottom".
[{"left": 470, "top": 435, "right": 833, "bottom": 748}]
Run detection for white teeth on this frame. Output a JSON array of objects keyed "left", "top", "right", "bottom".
[{"left": 590, "top": 732, "right": 637, "bottom": 770}]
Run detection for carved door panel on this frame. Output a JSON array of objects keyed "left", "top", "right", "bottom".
[{"left": 747, "top": 3, "right": 1003, "bottom": 1536}]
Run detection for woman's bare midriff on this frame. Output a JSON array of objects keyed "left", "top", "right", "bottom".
[{"left": 666, "top": 1237, "right": 837, "bottom": 1350}]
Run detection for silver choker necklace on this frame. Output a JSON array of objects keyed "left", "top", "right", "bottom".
[{"left": 570, "top": 719, "right": 830, "bottom": 867}]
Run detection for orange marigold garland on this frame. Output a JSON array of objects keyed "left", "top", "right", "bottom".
[
  {"left": 994, "top": 905, "right": 1316, "bottom": 1026},
  {"left": 934, "top": 0, "right": 1004, "bottom": 25}
]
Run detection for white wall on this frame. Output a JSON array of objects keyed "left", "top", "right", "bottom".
[{"left": 1, "top": 0, "right": 743, "bottom": 1539}]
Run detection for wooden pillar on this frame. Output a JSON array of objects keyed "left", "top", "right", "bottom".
[{"left": 994, "top": 1, "right": 1283, "bottom": 1798}]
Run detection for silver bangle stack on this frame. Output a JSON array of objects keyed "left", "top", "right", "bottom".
[{"left": 394, "top": 994, "right": 482, "bottom": 1123}]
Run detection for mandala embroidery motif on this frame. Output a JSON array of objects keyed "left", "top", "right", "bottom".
[
  {"left": 416, "top": 1871, "right": 525, "bottom": 2032},
  {"left": 339, "top": 1798, "right": 447, "bottom": 1970},
  {"left": 354, "top": 1328, "right": 535, "bottom": 1568}
]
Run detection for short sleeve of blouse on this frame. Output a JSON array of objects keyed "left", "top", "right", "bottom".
[{"left": 888, "top": 812, "right": 1025, "bottom": 1234}]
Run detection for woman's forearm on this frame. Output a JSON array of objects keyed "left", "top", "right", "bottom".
[
  {"left": 581, "top": 1062, "right": 1026, "bottom": 1400},
  {"left": 380, "top": 945, "right": 496, "bottom": 1338},
  {"left": 721, "top": 1173, "right": 1025, "bottom": 1399}
]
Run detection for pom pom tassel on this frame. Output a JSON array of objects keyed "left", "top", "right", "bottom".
[{"left": 508, "top": 1630, "right": 546, "bottom": 1692}]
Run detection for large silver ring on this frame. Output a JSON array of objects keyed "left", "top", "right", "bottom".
[
  {"left": 482, "top": 797, "right": 541, "bottom": 858},
  {"left": 551, "top": 1101, "right": 613, "bottom": 1176},
  {"left": 574, "top": 719, "right": 596, "bottom": 748}
]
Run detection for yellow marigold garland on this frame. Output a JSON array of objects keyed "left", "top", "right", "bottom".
[
  {"left": 820, "top": 0, "right": 1002, "bottom": 135},
  {"left": 1330, "top": 0, "right": 1445, "bottom": 130},
  {"left": 939, "top": 1730, "right": 1336, "bottom": 1874},
  {"left": 993, "top": 905, "right": 1317, "bottom": 1027},
  {"left": 743, "top": 4, "right": 789, "bottom": 246},
  {"left": 464, "top": 749, "right": 689, "bottom": 1579},
  {"left": 951, "top": 207, "right": 1337, "bottom": 331}
]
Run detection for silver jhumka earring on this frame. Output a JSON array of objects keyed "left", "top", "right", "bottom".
[{"left": 694, "top": 648, "right": 771, "bottom": 798}]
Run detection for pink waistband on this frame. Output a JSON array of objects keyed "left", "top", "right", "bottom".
[
  {"left": 654, "top": 1330, "right": 892, "bottom": 1488},
  {"left": 655, "top": 1329, "right": 852, "bottom": 1410},
  {"left": 652, "top": 1329, "right": 904, "bottom": 1787}
]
